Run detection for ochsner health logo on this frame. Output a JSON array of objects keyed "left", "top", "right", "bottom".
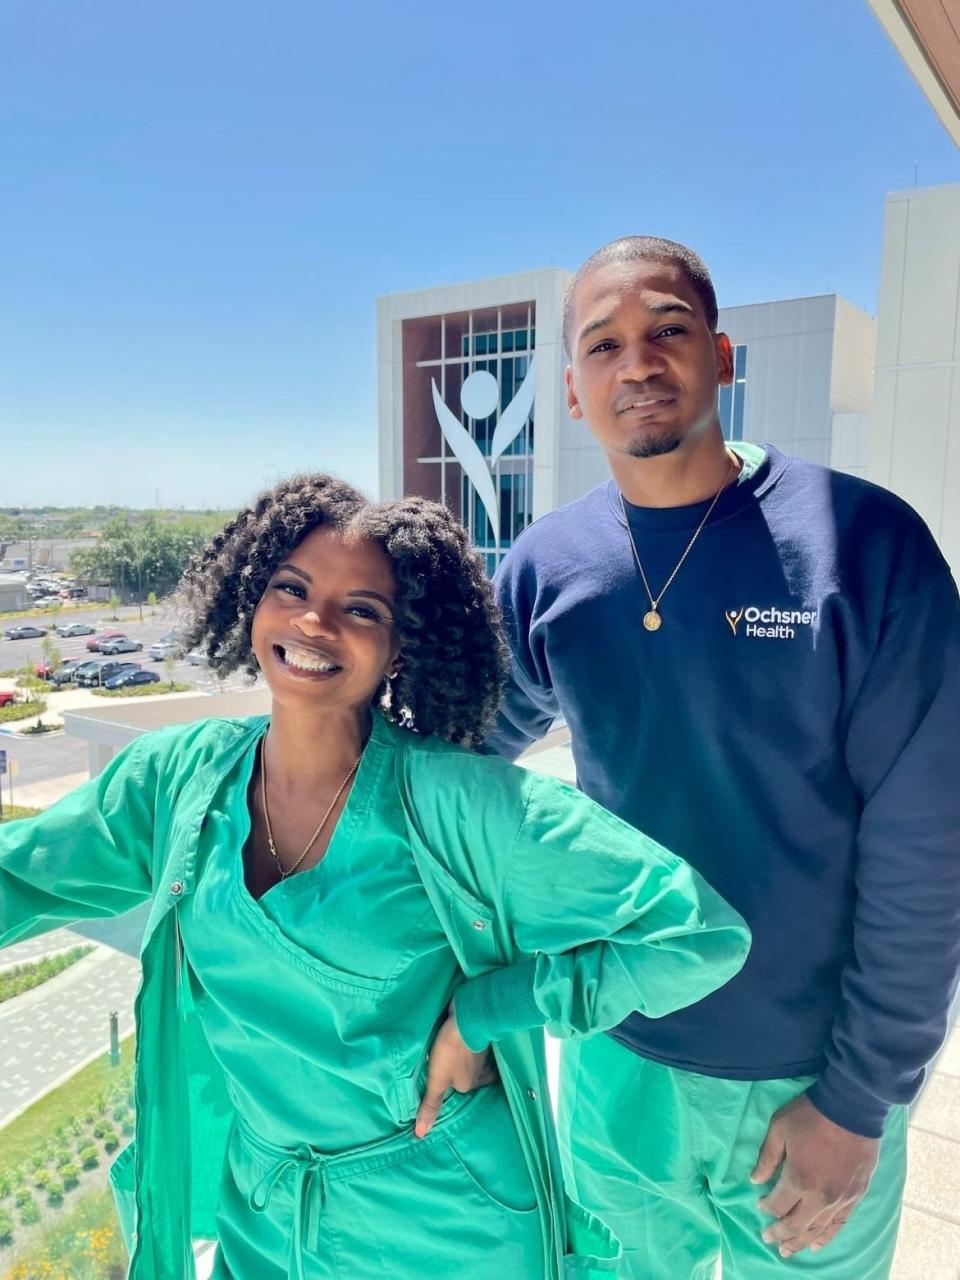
[{"left": 725, "top": 605, "right": 818, "bottom": 640}]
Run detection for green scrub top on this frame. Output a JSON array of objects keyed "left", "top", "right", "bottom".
[{"left": 178, "top": 717, "right": 471, "bottom": 1152}]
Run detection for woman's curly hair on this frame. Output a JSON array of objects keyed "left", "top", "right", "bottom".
[{"left": 176, "top": 474, "right": 507, "bottom": 748}]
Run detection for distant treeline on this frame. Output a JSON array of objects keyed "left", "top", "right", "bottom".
[{"left": 67, "top": 512, "right": 228, "bottom": 599}]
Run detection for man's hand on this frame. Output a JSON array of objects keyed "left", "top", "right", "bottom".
[
  {"left": 751, "top": 1093, "right": 880, "bottom": 1258},
  {"left": 415, "top": 1003, "right": 498, "bottom": 1138}
]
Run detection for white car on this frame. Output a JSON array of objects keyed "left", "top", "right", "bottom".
[
  {"left": 56, "top": 622, "right": 97, "bottom": 638},
  {"left": 149, "top": 638, "right": 181, "bottom": 661},
  {"left": 99, "top": 637, "right": 144, "bottom": 655},
  {"left": 186, "top": 650, "right": 210, "bottom": 666}
]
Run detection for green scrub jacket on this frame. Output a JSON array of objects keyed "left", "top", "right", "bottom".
[{"left": 0, "top": 713, "right": 751, "bottom": 1279}]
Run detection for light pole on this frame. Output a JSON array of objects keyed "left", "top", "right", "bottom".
[{"left": 136, "top": 538, "right": 143, "bottom": 624}]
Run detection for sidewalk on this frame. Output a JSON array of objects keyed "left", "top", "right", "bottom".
[
  {"left": 898, "top": 1021, "right": 960, "bottom": 1278},
  {"left": 0, "top": 932, "right": 140, "bottom": 1127}
]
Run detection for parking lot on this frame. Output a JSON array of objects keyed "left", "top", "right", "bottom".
[
  {"left": 0, "top": 604, "right": 261, "bottom": 793},
  {"left": 2, "top": 606, "right": 216, "bottom": 687}
]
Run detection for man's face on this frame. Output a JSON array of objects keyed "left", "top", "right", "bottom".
[{"left": 565, "top": 259, "right": 733, "bottom": 460}]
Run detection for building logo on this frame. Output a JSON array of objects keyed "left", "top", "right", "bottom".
[
  {"left": 431, "top": 359, "right": 536, "bottom": 546},
  {"left": 726, "top": 605, "right": 818, "bottom": 640}
]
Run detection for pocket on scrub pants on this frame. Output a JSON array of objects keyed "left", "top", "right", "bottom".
[{"left": 444, "top": 1087, "right": 538, "bottom": 1215}]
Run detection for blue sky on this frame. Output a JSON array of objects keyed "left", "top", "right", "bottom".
[{"left": 1, "top": 0, "right": 957, "bottom": 510}]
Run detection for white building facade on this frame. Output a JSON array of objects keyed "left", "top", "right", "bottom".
[
  {"left": 867, "top": 182, "right": 960, "bottom": 578},
  {"left": 378, "top": 274, "right": 875, "bottom": 571}
]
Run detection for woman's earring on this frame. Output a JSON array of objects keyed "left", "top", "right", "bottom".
[{"left": 381, "top": 672, "right": 397, "bottom": 712}]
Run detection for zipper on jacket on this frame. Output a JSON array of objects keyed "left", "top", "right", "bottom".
[{"left": 173, "top": 912, "right": 192, "bottom": 1019}]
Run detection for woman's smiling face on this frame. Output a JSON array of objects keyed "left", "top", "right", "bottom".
[{"left": 251, "top": 524, "right": 400, "bottom": 713}]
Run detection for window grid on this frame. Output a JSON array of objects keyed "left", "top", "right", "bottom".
[
  {"left": 418, "top": 309, "right": 536, "bottom": 574},
  {"left": 719, "top": 343, "right": 747, "bottom": 442}
]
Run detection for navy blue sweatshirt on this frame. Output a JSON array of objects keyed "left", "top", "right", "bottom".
[{"left": 485, "top": 444, "right": 960, "bottom": 1139}]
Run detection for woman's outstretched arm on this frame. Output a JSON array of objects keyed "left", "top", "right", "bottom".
[{"left": 0, "top": 735, "right": 161, "bottom": 949}]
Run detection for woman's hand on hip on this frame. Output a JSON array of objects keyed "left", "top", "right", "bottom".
[{"left": 415, "top": 1002, "right": 498, "bottom": 1138}]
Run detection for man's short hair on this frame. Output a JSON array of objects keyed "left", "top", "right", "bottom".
[{"left": 562, "top": 236, "right": 719, "bottom": 353}]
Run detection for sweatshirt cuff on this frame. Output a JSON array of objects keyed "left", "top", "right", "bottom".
[
  {"left": 806, "top": 1067, "right": 891, "bottom": 1140},
  {"left": 453, "top": 958, "right": 544, "bottom": 1052}
]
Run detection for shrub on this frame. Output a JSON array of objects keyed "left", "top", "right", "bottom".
[
  {"left": 121, "top": 1116, "right": 135, "bottom": 1136},
  {"left": 56, "top": 1148, "right": 75, "bottom": 1170},
  {"left": 0, "top": 1175, "right": 9, "bottom": 1199},
  {"left": 0, "top": 699, "right": 44, "bottom": 724},
  {"left": 112, "top": 1103, "right": 127, "bottom": 1122},
  {"left": 46, "top": 1180, "right": 64, "bottom": 1207},
  {"left": 0, "top": 945, "right": 95, "bottom": 1003},
  {"left": 32, "top": 1168, "right": 50, "bottom": 1190},
  {"left": 18, "top": 1197, "right": 40, "bottom": 1225},
  {"left": 102, "top": 1130, "right": 120, "bottom": 1153},
  {"left": 93, "top": 1119, "right": 112, "bottom": 1140},
  {"left": 14, "top": 1188, "right": 33, "bottom": 1209},
  {"left": 79, "top": 1145, "right": 99, "bottom": 1170},
  {"left": 0, "top": 1207, "right": 13, "bottom": 1245},
  {"left": 60, "top": 1163, "right": 80, "bottom": 1190}
]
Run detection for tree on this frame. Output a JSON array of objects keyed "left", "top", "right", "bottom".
[
  {"left": 40, "top": 634, "right": 63, "bottom": 675},
  {"left": 70, "top": 512, "right": 216, "bottom": 601}
]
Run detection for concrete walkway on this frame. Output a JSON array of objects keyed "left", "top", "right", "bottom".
[{"left": 0, "top": 939, "right": 140, "bottom": 1126}]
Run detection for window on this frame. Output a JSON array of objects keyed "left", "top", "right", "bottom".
[{"left": 719, "top": 343, "right": 747, "bottom": 441}]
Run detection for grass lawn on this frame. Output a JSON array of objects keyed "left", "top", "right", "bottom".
[
  {"left": 0, "top": 1036, "right": 135, "bottom": 1180},
  {"left": 0, "top": 702, "right": 44, "bottom": 725},
  {"left": 92, "top": 682, "right": 190, "bottom": 698},
  {"left": 0, "top": 808, "right": 40, "bottom": 824},
  {"left": 0, "top": 947, "right": 95, "bottom": 1005}
]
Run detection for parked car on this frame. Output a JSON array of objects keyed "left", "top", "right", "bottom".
[
  {"left": 100, "top": 637, "right": 144, "bottom": 656},
  {"left": 55, "top": 622, "right": 97, "bottom": 638},
  {"left": 86, "top": 631, "right": 128, "bottom": 652},
  {"left": 74, "top": 660, "right": 141, "bottom": 688},
  {"left": 4, "top": 625, "right": 48, "bottom": 640},
  {"left": 36, "top": 657, "right": 84, "bottom": 680},
  {"left": 186, "top": 650, "right": 210, "bottom": 666},
  {"left": 104, "top": 669, "right": 161, "bottom": 690},
  {"left": 0, "top": 691, "right": 15, "bottom": 708},
  {"left": 72, "top": 660, "right": 107, "bottom": 686},
  {"left": 48, "top": 659, "right": 85, "bottom": 686},
  {"left": 149, "top": 636, "right": 181, "bottom": 661}
]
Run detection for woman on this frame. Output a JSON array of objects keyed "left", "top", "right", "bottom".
[{"left": 0, "top": 475, "right": 750, "bottom": 1280}]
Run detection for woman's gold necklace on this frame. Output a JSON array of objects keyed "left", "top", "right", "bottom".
[
  {"left": 259, "top": 742, "right": 362, "bottom": 880},
  {"left": 619, "top": 449, "right": 739, "bottom": 633}
]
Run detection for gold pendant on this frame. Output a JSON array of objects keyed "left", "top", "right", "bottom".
[{"left": 643, "top": 609, "right": 662, "bottom": 632}]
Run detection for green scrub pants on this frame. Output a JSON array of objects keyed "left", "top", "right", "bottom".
[
  {"left": 211, "top": 1084, "right": 545, "bottom": 1280},
  {"left": 559, "top": 1034, "right": 907, "bottom": 1280}
]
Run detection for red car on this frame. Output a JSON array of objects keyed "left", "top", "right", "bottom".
[
  {"left": 86, "top": 631, "right": 128, "bottom": 653},
  {"left": 0, "top": 691, "right": 15, "bottom": 708}
]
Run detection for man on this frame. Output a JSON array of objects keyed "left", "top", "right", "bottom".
[{"left": 484, "top": 236, "right": 960, "bottom": 1278}]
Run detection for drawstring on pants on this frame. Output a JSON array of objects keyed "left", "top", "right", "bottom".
[{"left": 248, "top": 1146, "right": 329, "bottom": 1280}]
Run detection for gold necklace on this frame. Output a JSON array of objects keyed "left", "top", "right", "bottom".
[
  {"left": 259, "top": 741, "right": 362, "bottom": 879},
  {"left": 619, "top": 450, "right": 739, "bottom": 632}
]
